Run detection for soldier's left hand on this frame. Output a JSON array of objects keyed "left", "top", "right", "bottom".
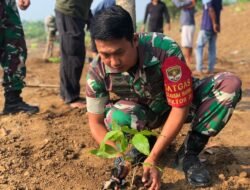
[
  {"left": 142, "top": 158, "right": 161, "bottom": 190},
  {"left": 18, "top": 0, "right": 31, "bottom": 10}
]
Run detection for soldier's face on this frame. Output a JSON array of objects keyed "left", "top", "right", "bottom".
[{"left": 95, "top": 34, "right": 139, "bottom": 72}]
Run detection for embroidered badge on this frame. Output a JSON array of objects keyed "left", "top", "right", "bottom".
[{"left": 166, "top": 65, "right": 182, "bottom": 82}]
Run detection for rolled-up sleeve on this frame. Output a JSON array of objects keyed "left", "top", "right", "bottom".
[
  {"left": 86, "top": 60, "right": 109, "bottom": 114},
  {"left": 86, "top": 96, "right": 109, "bottom": 114}
]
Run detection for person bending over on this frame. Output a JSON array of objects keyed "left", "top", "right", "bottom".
[{"left": 87, "top": 5, "right": 241, "bottom": 190}]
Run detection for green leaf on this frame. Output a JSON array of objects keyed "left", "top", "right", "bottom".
[
  {"left": 139, "top": 130, "right": 158, "bottom": 136},
  {"left": 102, "top": 129, "right": 129, "bottom": 152},
  {"left": 121, "top": 126, "right": 138, "bottom": 135},
  {"left": 105, "top": 132, "right": 128, "bottom": 153},
  {"left": 90, "top": 144, "right": 118, "bottom": 159},
  {"left": 104, "top": 144, "right": 118, "bottom": 154},
  {"left": 90, "top": 149, "right": 117, "bottom": 159},
  {"left": 90, "top": 149, "right": 99, "bottom": 155},
  {"left": 99, "top": 141, "right": 106, "bottom": 152},
  {"left": 120, "top": 136, "right": 128, "bottom": 152},
  {"left": 103, "top": 130, "right": 123, "bottom": 142},
  {"left": 111, "top": 121, "right": 121, "bottom": 131},
  {"left": 132, "top": 134, "right": 150, "bottom": 155}
]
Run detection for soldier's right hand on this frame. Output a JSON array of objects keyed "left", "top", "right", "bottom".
[{"left": 142, "top": 158, "right": 161, "bottom": 190}]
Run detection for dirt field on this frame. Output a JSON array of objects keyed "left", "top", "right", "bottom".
[{"left": 0, "top": 3, "right": 249, "bottom": 190}]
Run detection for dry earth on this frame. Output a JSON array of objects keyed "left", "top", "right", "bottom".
[{"left": 0, "top": 3, "right": 249, "bottom": 190}]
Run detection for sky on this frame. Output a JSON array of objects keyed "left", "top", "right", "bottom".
[{"left": 19, "top": 0, "right": 150, "bottom": 22}]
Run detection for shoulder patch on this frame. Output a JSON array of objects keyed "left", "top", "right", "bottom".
[
  {"left": 161, "top": 56, "right": 193, "bottom": 107},
  {"left": 166, "top": 65, "right": 182, "bottom": 82}
]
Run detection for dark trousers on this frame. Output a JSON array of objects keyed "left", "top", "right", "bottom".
[{"left": 55, "top": 10, "right": 86, "bottom": 103}]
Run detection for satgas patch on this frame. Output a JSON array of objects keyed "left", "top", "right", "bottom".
[
  {"left": 161, "top": 56, "right": 193, "bottom": 107},
  {"left": 166, "top": 65, "right": 182, "bottom": 82}
]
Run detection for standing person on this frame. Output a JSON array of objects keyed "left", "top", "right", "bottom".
[
  {"left": 141, "top": 0, "right": 171, "bottom": 33},
  {"left": 194, "top": 0, "right": 222, "bottom": 75},
  {"left": 0, "top": 0, "right": 39, "bottom": 115},
  {"left": 172, "top": 0, "right": 196, "bottom": 66},
  {"left": 55, "top": 0, "right": 92, "bottom": 108},
  {"left": 43, "top": 15, "right": 57, "bottom": 61},
  {"left": 92, "top": 0, "right": 115, "bottom": 15},
  {"left": 90, "top": 0, "right": 115, "bottom": 59},
  {"left": 87, "top": 5, "right": 242, "bottom": 189}
]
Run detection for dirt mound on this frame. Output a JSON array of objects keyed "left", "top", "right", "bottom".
[{"left": 0, "top": 3, "right": 250, "bottom": 190}]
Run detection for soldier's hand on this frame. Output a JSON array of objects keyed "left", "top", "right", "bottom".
[
  {"left": 18, "top": 0, "right": 31, "bottom": 10},
  {"left": 142, "top": 158, "right": 161, "bottom": 190}
]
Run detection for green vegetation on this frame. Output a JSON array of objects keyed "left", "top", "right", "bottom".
[
  {"left": 22, "top": 20, "right": 93, "bottom": 49},
  {"left": 47, "top": 57, "right": 61, "bottom": 63},
  {"left": 237, "top": 0, "right": 250, "bottom": 2},
  {"left": 22, "top": 20, "right": 46, "bottom": 42}
]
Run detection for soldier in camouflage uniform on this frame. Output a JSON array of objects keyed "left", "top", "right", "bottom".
[
  {"left": 87, "top": 6, "right": 242, "bottom": 189},
  {"left": 0, "top": 0, "right": 39, "bottom": 115},
  {"left": 43, "top": 15, "right": 57, "bottom": 61}
]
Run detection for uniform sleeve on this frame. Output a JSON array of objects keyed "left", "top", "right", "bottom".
[
  {"left": 86, "top": 61, "right": 109, "bottom": 114},
  {"left": 161, "top": 54, "right": 193, "bottom": 107}
]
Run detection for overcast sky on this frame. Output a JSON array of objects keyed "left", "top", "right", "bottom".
[{"left": 19, "top": 0, "right": 150, "bottom": 22}]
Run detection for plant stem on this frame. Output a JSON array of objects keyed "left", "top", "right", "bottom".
[{"left": 130, "top": 165, "right": 138, "bottom": 188}]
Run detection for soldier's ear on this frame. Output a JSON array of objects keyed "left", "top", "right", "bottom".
[{"left": 132, "top": 33, "right": 139, "bottom": 47}]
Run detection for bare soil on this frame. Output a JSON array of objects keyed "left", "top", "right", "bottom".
[{"left": 0, "top": 3, "right": 249, "bottom": 190}]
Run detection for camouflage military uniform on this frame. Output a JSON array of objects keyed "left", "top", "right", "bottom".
[
  {"left": 0, "top": 0, "right": 26, "bottom": 92},
  {"left": 44, "top": 15, "right": 57, "bottom": 42},
  {"left": 43, "top": 15, "right": 57, "bottom": 60},
  {"left": 86, "top": 32, "right": 242, "bottom": 137}
]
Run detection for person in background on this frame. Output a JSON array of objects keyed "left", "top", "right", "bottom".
[
  {"left": 87, "top": 5, "right": 242, "bottom": 189},
  {"left": 43, "top": 15, "right": 57, "bottom": 62},
  {"left": 92, "top": 0, "right": 115, "bottom": 15},
  {"left": 0, "top": 0, "right": 39, "bottom": 115},
  {"left": 194, "top": 0, "right": 222, "bottom": 75},
  {"left": 172, "top": 0, "right": 196, "bottom": 66},
  {"left": 141, "top": 0, "right": 171, "bottom": 33},
  {"left": 90, "top": 0, "right": 115, "bottom": 60},
  {"left": 55, "top": 0, "right": 92, "bottom": 108}
]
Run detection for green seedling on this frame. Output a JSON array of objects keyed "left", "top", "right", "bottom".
[
  {"left": 91, "top": 121, "right": 158, "bottom": 160},
  {"left": 91, "top": 122, "right": 161, "bottom": 189}
]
